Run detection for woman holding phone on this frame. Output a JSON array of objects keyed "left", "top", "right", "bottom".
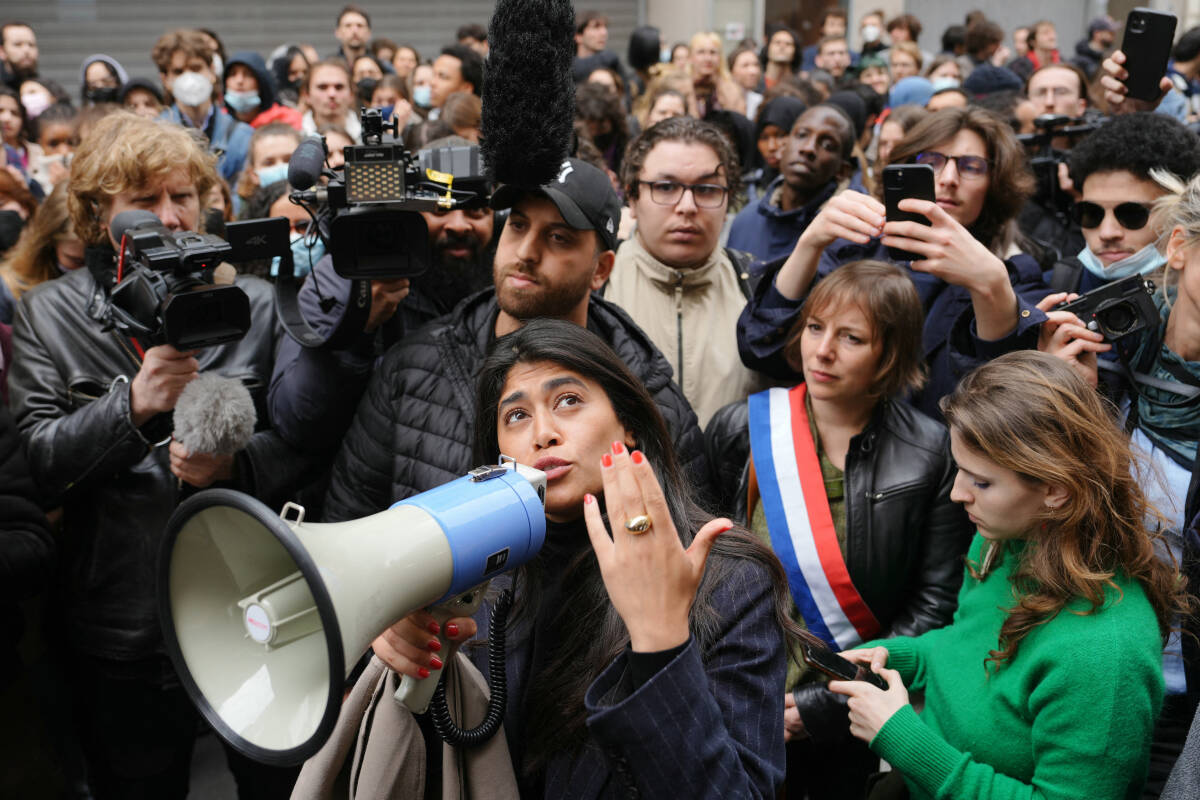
[
  {"left": 738, "top": 106, "right": 1049, "bottom": 420},
  {"left": 706, "top": 259, "right": 971, "bottom": 799},
  {"left": 829, "top": 351, "right": 1187, "bottom": 799},
  {"left": 368, "top": 319, "right": 800, "bottom": 798}
]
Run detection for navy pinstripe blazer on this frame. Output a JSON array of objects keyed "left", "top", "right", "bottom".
[{"left": 466, "top": 558, "right": 787, "bottom": 799}]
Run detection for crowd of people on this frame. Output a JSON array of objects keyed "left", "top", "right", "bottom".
[{"left": 2, "top": 4, "right": 1200, "bottom": 800}]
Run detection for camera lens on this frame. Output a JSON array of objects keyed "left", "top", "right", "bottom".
[{"left": 1098, "top": 302, "right": 1135, "bottom": 335}]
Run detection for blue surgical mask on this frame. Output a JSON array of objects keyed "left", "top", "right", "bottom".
[
  {"left": 660, "top": 47, "right": 671, "bottom": 63},
  {"left": 256, "top": 162, "right": 290, "bottom": 187},
  {"left": 224, "top": 90, "right": 261, "bottom": 113},
  {"left": 272, "top": 231, "right": 326, "bottom": 278},
  {"left": 930, "top": 77, "right": 961, "bottom": 93},
  {"left": 412, "top": 85, "right": 432, "bottom": 108},
  {"left": 1077, "top": 242, "right": 1166, "bottom": 281}
]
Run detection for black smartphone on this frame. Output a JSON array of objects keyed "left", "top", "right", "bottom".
[
  {"left": 1121, "top": 8, "right": 1177, "bottom": 102},
  {"left": 882, "top": 164, "right": 935, "bottom": 262},
  {"left": 800, "top": 640, "right": 888, "bottom": 690}
]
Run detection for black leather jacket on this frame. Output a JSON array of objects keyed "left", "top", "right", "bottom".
[
  {"left": 7, "top": 267, "right": 318, "bottom": 662},
  {"left": 705, "top": 394, "right": 972, "bottom": 740}
]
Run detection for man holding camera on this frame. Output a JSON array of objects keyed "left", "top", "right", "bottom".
[
  {"left": 1047, "top": 112, "right": 1200, "bottom": 296},
  {"left": 323, "top": 157, "right": 707, "bottom": 522},
  {"left": 268, "top": 138, "right": 496, "bottom": 458},
  {"left": 7, "top": 111, "right": 306, "bottom": 798}
]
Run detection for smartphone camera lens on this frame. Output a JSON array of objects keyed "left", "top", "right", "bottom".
[{"left": 1131, "top": 16, "right": 1146, "bottom": 33}]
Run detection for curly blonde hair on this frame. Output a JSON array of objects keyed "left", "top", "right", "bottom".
[{"left": 67, "top": 110, "right": 217, "bottom": 246}]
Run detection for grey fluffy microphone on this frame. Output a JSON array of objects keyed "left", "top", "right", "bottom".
[{"left": 173, "top": 373, "right": 257, "bottom": 455}]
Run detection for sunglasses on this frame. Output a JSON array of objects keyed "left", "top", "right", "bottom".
[{"left": 1071, "top": 201, "right": 1151, "bottom": 230}]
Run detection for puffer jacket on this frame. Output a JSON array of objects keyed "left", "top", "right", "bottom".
[
  {"left": 704, "top": 393, "right": 972, "bottom": 740},
  {"left": 324, "top": 289, "right": 710, "bottom": 522},
  {"left": 7, "top": 266, "right": 319, "bottom": 662}
]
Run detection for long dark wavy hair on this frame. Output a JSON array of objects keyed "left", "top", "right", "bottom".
[
  {"left": 941, "top": 351, "right": 1191, "bottom": 671},
  {"left": 473, "top": 318, "right": 804, "bottom": 776},
  {"left": 884, "top": 106, "right": 1035, "bottom": 256}
]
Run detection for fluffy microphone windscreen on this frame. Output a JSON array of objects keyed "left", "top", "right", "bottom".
[
  {"left": 482, "top": 0, "right": 576, "bottom": 187},
  {"left": 173, "top": 373, "right": 257, "bottom": 455},
  {"left": 288, "top": 137, "right": 328, "bottom": 191}
]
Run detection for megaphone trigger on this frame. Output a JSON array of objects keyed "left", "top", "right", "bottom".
[{"left": 394, "top": 585, "right": 489, "bottom": 714}]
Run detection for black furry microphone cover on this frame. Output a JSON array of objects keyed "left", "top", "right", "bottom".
[{"left": 482, "top": 0, "right": 576, "bottom": 187}]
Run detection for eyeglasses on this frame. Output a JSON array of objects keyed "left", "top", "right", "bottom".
[
  {"left": 915, "top": 151, "right": 989, "bottom": 179},
  {"left": 1071, "top": 201, "right": 1151, "bottom": 230},
  {"left": 1029, "top": 85, "right": 1079, "bottom": 101},
  {"left": 637, "top": 180, "right": 729, "bottom": 208}
]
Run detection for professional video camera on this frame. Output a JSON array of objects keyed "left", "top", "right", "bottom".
[
  {"left": 1058, "top": 274, "right": 1158, "bottom": 341},
  {"left": 1017, "top": 113, "right": 1103, "bottom": 227},
  {"left": 288, "top": 108, "right": 491, "bottom": 280},
  {"left": 102, "top": 210, "right": 290, "bottom": 350}
]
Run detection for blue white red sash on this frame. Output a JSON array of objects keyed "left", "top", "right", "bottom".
[{"left": 748, "top": 384, "right": 880, "bottom": 650}]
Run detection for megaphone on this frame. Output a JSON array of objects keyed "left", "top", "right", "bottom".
[{"left": 157, "top": 459, "right": 546, "bottom": 766}]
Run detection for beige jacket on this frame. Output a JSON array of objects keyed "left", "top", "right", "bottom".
[
  {"left": 291, "top": 654, "right": 519, "bottom": 800},
  {"left": 603, "top": 234, "right": 768, "bottom": 428}
]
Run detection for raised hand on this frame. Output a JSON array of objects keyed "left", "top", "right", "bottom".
[{"left": 582, "top": 441, "right": 731, "bottom": 652}]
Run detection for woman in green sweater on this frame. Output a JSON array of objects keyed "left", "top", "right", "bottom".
[{"left": 829, "top": 350, "right": 1189, "bottom": 800}]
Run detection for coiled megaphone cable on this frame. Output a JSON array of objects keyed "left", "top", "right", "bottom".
[{"left": 429, "top": 588, "right": 513, "bottom": 747}]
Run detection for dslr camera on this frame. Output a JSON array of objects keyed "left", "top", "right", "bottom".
[
  {"left": 1057, "top": 275, "right": 1159, "bottom": 341},
  {"left": 289, "top": 108, "right": 490, "bottom": 280},
  {"left": 103, "top": 210, "right": 288, "bottom": 350}
]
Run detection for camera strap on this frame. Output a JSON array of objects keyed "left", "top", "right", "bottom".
[
  {"left": 1109, "top": 347, "right": 1200, "bottom": 408},
  {"left": 274, "top": 274, "right": 371, "bottom": 350}
]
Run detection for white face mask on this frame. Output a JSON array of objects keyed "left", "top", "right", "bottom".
[
  {"left": 173, "top": 71, "right": 213, "bottom": 107},
  {"left": 211, "top": 53, "right": 224, "bottom": 80},
  {"left": 862, "top": 25, "right": 881, "bottom": 43}
]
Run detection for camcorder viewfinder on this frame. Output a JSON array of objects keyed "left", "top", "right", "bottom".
[
  {"left": 1058, "top": 275, "right": 1159, "bottom": 341},
  {"left": 105, "top": 210, "right": 289, "bottom": 350}
]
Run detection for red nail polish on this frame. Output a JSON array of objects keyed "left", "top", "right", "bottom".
[
  {"left": 427, "top": 621, "right": 440, "bottom": 635},
  {"left": 428, "top": 638, "right": 442, "bottom": 652},
  {"left": 430, "top": 655, "right": 444, "bottom": 670},
  {"left": 418, "top": 667, "right": 430, "bottom": 679},
  {"left": 445, "top": 622, "right": 459, "bottom": 638},
  {"left": 601, "top": 453, "right": 613, "bottom": 468},
  {"left": 631, "top": 450, "right": 644, "bottom": 464},
  {"left": 584, "top": 493, "right": 594, "bottom": 505},
  {"left": 612, "top": 441, "right": 624, "bottom": 454}
]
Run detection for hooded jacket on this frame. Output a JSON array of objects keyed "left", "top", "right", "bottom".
[
  {"left": 324, "top": 289, "right": 710, "bottom": 522},
  {"left": 223, "top": 50, "right": 302, "bottom": 129}
]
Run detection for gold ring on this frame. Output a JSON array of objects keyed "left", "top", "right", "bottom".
[{"left": 624, "top": 514, "right": 652, "bottom": 534}]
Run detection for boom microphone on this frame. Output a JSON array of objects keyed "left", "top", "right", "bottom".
[
  {"left": 288, "top": 137, "right": 328, "bottom": 191},
  {"left": 481, "top": 0, "right": 576, "bottom": 186}
]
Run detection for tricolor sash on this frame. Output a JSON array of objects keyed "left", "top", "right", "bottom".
[{"left": 748, "top": 384, "right": 881, "bottom": 650}]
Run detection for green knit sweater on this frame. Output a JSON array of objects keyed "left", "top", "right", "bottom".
[{"left": 867, "top": 534, "right": 1165, "bottom": 800}]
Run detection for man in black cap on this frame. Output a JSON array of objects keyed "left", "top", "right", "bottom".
[{"left": 322, "top": 157, "right": 709, "bottom": 521}]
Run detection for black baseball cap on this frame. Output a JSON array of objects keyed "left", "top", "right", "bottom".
[{"left": 491, "top": 158, "right": 621, "bottom": 252}]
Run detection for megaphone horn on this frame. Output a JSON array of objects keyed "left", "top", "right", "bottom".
[{"left": 158, "top": 460, "right": 547, "bottom": 765}]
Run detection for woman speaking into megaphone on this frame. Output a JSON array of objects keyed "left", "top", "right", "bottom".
[{"left": 370, "top": 318, "right": 798, "bottom": 797}]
